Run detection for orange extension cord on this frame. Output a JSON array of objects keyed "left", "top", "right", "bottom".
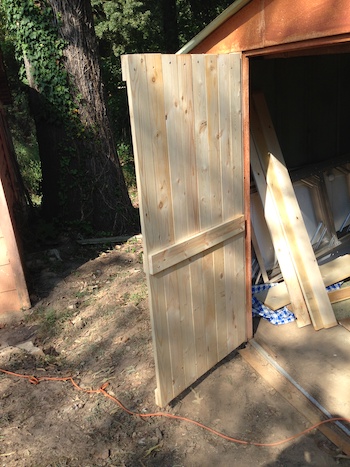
[{"left": 1, "top": 367, "right": 349, "bottom": 448}]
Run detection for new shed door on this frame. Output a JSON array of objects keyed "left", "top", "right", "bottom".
[{"left": 122, "top": 53, "right": 247, "bottom": 407}]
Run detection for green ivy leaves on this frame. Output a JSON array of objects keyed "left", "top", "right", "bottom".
[{"left": 2, "top": 0, "right": 70, "bottom": 122}]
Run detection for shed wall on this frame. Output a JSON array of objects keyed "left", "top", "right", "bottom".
[
  {"left": 0, "top": 105, "right": 30, "bottom": 320},
  {"left": 191, "top": 0, "right": 350, "bottom": 54}
]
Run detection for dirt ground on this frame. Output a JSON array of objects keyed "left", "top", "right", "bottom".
[{"left": 0, "top": 234, "right": 349, "bottom": 467}]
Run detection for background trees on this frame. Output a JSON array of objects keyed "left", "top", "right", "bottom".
[{"left": 0, "top": 0, "right": 232, "bottom": 236}]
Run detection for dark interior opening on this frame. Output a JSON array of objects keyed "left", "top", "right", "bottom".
[
  {"left": 249, "top": 50, "right": 350, "bottom": 286},
  {"left": 250, "top": 53, "right": 350, "bottom": 174}
]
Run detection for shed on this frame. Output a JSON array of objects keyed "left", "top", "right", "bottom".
[
  {"left": 0, "top": 51, "right": 31, "bottom": 322},
  {"left": 121, "top": 0, "right": 350, "bottom": 410}
]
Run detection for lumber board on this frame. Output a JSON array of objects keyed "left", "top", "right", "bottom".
[
  {"left": 320, "top": 254, "right": 350, "bottom": 286},
  {"left": 250, "top": 129, "right": 311, "bottom": 327},
  {"left": 191, "top": 54, "right": 214, "bottom": 374},
  {"left": 251, "top": 225, "right": 269, "bottom": 284},
  {"left": 76, "top": 234, "right": 142, "bottom": 245},
  {"left": 339, "top": 317, "right": 350, "bottom": 331},
  {"left": 327, "top": 286, "right": 350, "bottom": 304},
  {"left": 122, "top": 54, "right": 175, "bottom": 405},
  {"left": 148, "top": 215, "right": 244, "bottom": 275},
  {"left": 239, "top": 343, "right": 350, "bottom": 456},
  {"left": 197, "top": 54, "right": 220, "bottom": 370},
  {"left": 251, "top": 92, "right": 336, "bottom": 330},
  {"left": 255, "top": 254, "right": 350, "bottom": 310}
]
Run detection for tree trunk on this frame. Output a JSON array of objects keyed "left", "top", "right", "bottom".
[{"left": 45, "top": 0, "right": 138, "bottom": 234}]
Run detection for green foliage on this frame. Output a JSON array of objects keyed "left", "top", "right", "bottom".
[
  {"left": 117, "top": 141, "right": 136, "bottom": 188},
  {"left": 92, "top": 0, "right": 234, "bottom": 142},
  {"left": 0, "top": 2, "right": 42, "bottom": 203},
  {"left": 1, "top": 0, "right": 237, "bottom": 219},
  {"left": 7, "top": 91, "right": 42, "bottom": 202},
  {"left": 93, "top": 0, "right": 158, "bottom": 56},
  {"left": 14, "top": 139, "right": 42, "bottom": 202},
  {"left": 25, "top": 305, "right": 76, "bottom": 338},
  {"left": 177, "top": 0, "right": 233, "bottom": 45},
  {"left": 2, "top": 0, "right": 73, "bottom": 121},
  {"left": 91, "top": 0, "right": 163, "bottom": 142}
]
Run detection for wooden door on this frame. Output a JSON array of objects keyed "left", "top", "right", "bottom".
[{"left": 122, "top": 53, "right": 247, "bottom": 407}]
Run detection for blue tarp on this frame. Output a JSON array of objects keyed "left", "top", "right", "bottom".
[{"left": 252, "top": 282, "right": 342, "bottom": 325}]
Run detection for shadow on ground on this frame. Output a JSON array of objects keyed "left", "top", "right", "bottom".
[{"left": 0, "top": 236, "right": 347, "bottom": 466}]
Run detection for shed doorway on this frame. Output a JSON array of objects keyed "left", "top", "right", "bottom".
[
  {"left": 246, "top": 49, "right": 350, "bottom": 449},
  {"left": 249, "top": 50, "right": 350, "bottom": 325}
]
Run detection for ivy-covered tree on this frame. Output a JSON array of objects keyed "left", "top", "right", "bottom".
[
  {"left": 2, "top": 0, "right": 138, "bottom": 234},
  {"left": 2, "top": 0, "right": 235, "bottom": 235}
]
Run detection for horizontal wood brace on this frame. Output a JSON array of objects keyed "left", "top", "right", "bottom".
[{"left": 148, "top": 215, "right": 245, "bottom": 275}]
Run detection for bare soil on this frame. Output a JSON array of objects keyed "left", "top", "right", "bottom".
[{"left": 0, "top": 235, "right": 349, "bottom": 466}]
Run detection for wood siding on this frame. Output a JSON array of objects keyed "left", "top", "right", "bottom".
[
  {"left": 0, "top": 105, "right": 30, "bottom": 319},
  {"left": 191, "top": 0, "right": 350, "bottom": 54}
]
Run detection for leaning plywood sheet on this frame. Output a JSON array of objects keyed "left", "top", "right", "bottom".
[
  {"left": 251, "top": 92, "right": 337, "bottom": 330},
  {"left": 255, "top": 254, "right": 350, "bottom": 310},
  {"left": 122, "top": 53, "right": 247, "bottom": 407}
]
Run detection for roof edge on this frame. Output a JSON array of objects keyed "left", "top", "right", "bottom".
[{"left": 176, "top": 0, "right": 252, "bottom": 54}]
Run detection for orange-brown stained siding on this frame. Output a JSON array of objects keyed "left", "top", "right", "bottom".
[
  {"left": 191, "top": 0, "right": 350, "bottom": 54},
  {"left": 0, "top": 109, "right": 30, "bottom": 318}
]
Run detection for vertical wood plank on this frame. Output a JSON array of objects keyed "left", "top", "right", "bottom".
[
  {"left": 191, "top": 55, "right": 212, "bottom": 375},
  {"left": 227, "top": 53, "right": 247, "bottom": 348},
  {"left": 189, "top": 255, "right": 206, "bottom": 375},
  {"left": 163, "top": 267, "right": 183, "bottom": 398},
  {"left": 217, "top": 55, "right": 233, "bottom": 359},
  {"left": 242, "top": 53, "right": 253, "bottom": 340},
  {"left": 204, "top": 55, "right": 221, "bottom": 368},
  {"left": 122, "top": 54, "right": 175, "bottom": 404},
  {"left": 162, "top": 55, "right": 198, "bottom": 388},
  {"left": 267, "top": 153, "right": 336, "bottom": 329}
]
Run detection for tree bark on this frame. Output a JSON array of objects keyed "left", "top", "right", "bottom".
[
  {"left": 49, "top": 0, "right": 137, "bottom": 233},
  {"left": 27, "top": 0, "right": 138, "bottom": 234}
]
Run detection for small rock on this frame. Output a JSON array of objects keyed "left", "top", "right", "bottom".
[
  {"left": 72, "top": 402, "right": 85, "bottom": 410},
  {"left": 16, "top": 340, "right": 45, "bottom": 357},
  {"left": 72, "top": 317, "right": 85, "bottom": 329}
]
